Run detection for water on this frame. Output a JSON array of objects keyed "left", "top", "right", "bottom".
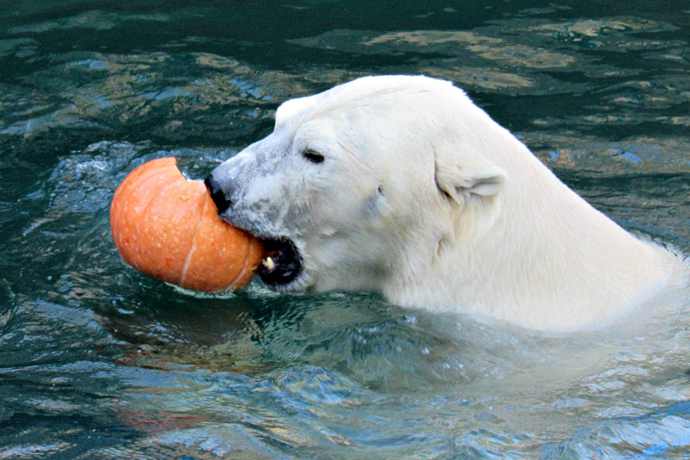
[{"left": 1, "top": 1, "right": 689, "bottom": 458}]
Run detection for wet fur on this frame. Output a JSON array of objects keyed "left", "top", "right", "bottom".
[{"left": 210, "top": 75, "right": 688, "bottom": 331}]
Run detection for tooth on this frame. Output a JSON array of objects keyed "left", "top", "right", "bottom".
[{"left": 262, "top": 256, "right": 276, "bottom": 272}]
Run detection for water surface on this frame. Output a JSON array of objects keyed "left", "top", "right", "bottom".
[{"left": 1, "top": 1, "right": 690, "bottom": 458}]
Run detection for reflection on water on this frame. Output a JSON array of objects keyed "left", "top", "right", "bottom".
[{"left": 1, "top": 1, "right": 689, "bottom": 458}]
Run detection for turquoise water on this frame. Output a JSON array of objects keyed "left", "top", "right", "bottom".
[{"left": 1, "top": 1, "right": 690, "bottom": 458}]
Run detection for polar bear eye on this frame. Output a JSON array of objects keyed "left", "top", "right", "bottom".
[{"left": 302, "top": 149, "right": 325, "bottom": 164}]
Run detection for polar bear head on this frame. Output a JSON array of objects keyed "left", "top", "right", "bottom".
[{"left": 206, "top": 75, "right": 508, "bottom": 294}]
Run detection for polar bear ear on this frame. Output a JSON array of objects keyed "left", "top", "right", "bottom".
[
  {"left": 434, "top": 153, "right": 506, "bottom": 204},
  {"left": 275, "top": 96, "right": 318, "bottom": 128}
]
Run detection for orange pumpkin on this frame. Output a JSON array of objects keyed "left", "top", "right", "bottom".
[{"left": 110, "top": 157, "right": 263, "bottom": 292}]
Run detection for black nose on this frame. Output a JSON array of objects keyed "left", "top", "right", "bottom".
[{"left": 204, "top": 175, "right": 232, "bottom": 213}]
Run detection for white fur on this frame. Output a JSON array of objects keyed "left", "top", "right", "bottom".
[{"left": 210, "top": 75, "right": 687, "bottom": 332}]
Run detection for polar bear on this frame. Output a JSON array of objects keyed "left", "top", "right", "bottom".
[{"left": 205, "top": 75, "right": 685, "bottom": 332}]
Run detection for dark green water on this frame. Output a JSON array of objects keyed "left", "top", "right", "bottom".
[{"left": 1, "top": 1, "right": 690, "bottom": 459}]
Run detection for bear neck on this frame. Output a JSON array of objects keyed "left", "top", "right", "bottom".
[{"left": 387, "top": 128, "right": 679, "bottom": 331}]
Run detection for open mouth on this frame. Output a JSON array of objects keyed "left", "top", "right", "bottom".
[{"left": 258, "top": 238, "right": 303, "bottom": 286}]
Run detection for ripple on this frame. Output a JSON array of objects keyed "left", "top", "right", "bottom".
[
  {"left": 545, "top": 405, "right": 690, "bottom": 459},
  {"left": 8, "top": 10, "right": 169, "bottom": 34}
]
